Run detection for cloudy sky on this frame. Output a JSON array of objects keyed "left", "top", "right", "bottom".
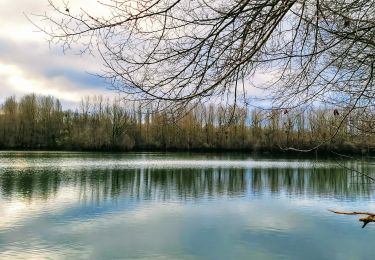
[
  {"left": 0, "top": 0, "right": 118, "bottom": 108},
  {"left": 0, "top": 0, "right": 269, "bottom": 110}
]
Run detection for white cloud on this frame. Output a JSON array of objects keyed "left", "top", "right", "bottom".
[
  {"left": 0, "top": 61, "right": 115, "bottom": 108},
  {"left": 0, "top": 0, "right": 117, "bottom": 108}
]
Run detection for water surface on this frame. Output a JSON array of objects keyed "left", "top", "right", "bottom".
[{"left": 0, "top": 152, "right": 374, "bottom": 259}]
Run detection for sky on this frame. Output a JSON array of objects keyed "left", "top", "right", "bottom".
[
  {"left": 0, "top": 0, "right": 118, "bottom": 108},
  {"left": 0, "top": 0, "right": 269, "bottom": 110}
]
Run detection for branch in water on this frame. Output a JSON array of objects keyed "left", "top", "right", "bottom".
[{"left": 328, "top": 209, "right": 375, "bottom": 228}]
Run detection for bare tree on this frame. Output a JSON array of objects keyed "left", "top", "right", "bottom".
[
  {"left": 30, "top": 0, "right": 375, "bottom": 153},
  {"left": 30, "top": 1, "right": 374, "bottom": 111}
]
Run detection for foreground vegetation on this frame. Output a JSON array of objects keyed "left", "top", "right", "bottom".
[{"left": 0, "top": 94, "right": 373, "bottom": 153}]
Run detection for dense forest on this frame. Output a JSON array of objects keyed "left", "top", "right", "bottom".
[{"left": 0, "top": 94, "right": 373, "bottom": 153}]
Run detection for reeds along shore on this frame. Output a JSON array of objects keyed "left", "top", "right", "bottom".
[{"left": 0, "top": 94, "right": 373, "bottom": 153}]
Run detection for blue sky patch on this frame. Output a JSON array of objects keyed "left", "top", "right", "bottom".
[
  {"left": 44, "top": 68, "right": 110, "bottom": 89},
  {"left": 0, "top": 38, "right": 11, "bottom": 53}
]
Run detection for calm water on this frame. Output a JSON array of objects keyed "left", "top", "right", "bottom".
[{"left": 0, "top": 152, "right": 374, "bottom": 259}]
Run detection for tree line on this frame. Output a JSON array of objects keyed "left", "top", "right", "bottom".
[{"left": 0, "top": 94, "right": 373, "bottom": 153}]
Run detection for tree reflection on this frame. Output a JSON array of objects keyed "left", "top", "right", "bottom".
[
  {"left": 1, "top": 165, "right": 374, "bottom": 203},
  {"left": 251, "top": 166, "right": 374, "bottom": 198}
]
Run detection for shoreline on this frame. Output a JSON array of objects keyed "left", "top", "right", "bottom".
[{"left": 0, "top": 147, "right": 372, "bottom": 159}]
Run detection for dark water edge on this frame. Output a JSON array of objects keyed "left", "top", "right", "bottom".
[{"left": 0, "top": 146, "right": 373, "bottom": 158}]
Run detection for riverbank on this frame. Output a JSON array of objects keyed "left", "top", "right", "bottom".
[{"left": 0, "top": 146, "right": 373, "bottom": 159}]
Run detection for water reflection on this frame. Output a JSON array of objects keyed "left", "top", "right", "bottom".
[
  {"left": 1, "top": 165, "right": 374, "bottom": 203},
  {"left": 1, "top": 155, "right": 375, "bottom": 259}
]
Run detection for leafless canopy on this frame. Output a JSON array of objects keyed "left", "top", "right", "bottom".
[{"left": 33, "top": 0, "right": 375, "bottom": 111}]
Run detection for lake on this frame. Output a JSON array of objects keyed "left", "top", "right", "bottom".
[{"left": 0, "top": 152, "right": 374, "bottom": 259}]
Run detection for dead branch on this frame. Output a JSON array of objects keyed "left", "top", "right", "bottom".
[{"left": 329, "top": 209, "right": 375, "bottom": 228}]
